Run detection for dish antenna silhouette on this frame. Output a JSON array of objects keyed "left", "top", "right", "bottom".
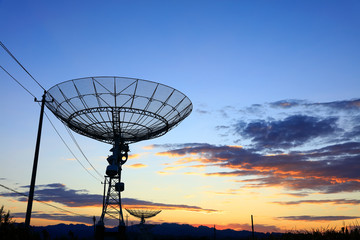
[
  {"left": 45, "top": 76, "right": 192, "bottom": 234},
  {"left": 125, "top": 209, "right": 161, "bottom": 225}
]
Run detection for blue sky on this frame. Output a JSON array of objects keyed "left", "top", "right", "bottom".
[{"left": 0, "top": 0, "right": 359, "bottom": 232}]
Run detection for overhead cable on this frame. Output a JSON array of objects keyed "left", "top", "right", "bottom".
[
  {"left": 43, "top": 110, "right": 103, "bottom": 183},
  {"left": 0, "top": 64, "right": 101, "bottom": 183},
  {"left": 1, "top": 42, "right": 103, "bottom": 185},
  {"left": 0, "top": 183, "right": 92, "bottom": 220},
  {"left": 0, "top": 65, "right": 36, "bottom": 98},
  {"left": 0, "top": 41, "right": 46, "bottom": 91},
  {"left": 65, "top": 126, "right": 104, "bottom": 179}
]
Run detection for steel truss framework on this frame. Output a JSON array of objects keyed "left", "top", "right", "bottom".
[
  {"left": 66, "top": 107, "right": 170, "bottom": 142},
  {"left": 45, "top": 77, "right": 192, "bottom": 234},
  {"left": 101, "top": 175, "right": 124, "bottom": 226},
  {"left": 45, "top": 76, "right": 193, "bottom": 144}
]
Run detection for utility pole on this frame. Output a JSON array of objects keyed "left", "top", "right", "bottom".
[
  {"left": 213, "top": 224, "right": 216, "bottom": 240},
  {"left": 25, "top": 91, "right": 47, "bottom": 227},
  {"left": 251, "top": 215, "right": 255, "bottom": 240}
]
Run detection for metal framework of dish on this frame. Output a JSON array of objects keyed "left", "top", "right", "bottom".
[
  {"left": 45, "top": 76, "right": 192, "bottom": 144},
  {"left": 126, "top": 209, "right": 161, "bottom": 224},
  {"left": 45, "top": 76, "right": 192, "bottom": 232}
]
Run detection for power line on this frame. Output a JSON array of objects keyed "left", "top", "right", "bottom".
[
  {"left": 65, "top": 126, "right": 104, "bottom": 179},
  {"left": 0, "top": 64, "right": 101, "bottom": 182},
  {"left": 43, "top": 110, "right": 103, "bottom": 183},
  {"left": 0, "top": 183, "right": 92, "bottom": 220},
  {"left": 0, "top": 42, "right": 103, "bottom": 189},
  {"left": 0, "top": 41, "right": 46, "bottom": 91},
  {"left": 0, "top": 64, "right": 101, "bottom": 181},
  {"left": 0, "top": 64, "right": 36, "bottom": 98}
]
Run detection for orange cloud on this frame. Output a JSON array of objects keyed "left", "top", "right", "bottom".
[
  {"left": 189, "top": 164, "right": 208, "bottom": 169},
  {"left": 163, "top": 166, "right": 186, "bottom": 171},
  {"left": 128, "top": 152, "right": 150, "bottom": 159},
  {"left": 205, "top": 172, "right": 243, "bottom": 177},
  {"left": 227, "top": 145, "right": 243, "bottom": 149},
  {"left": 151, "top": 142, "right": 360, "bottom": 194},
  {"left": 183, "top": 172, "right": 205, "bottom": 176},
  {"left": 127, "top": 163, "right": 148, "bottom": 168},
  {"left": 128, "top": 153, "right": 142, "bottom": 159},
  {"left": 156, "top": 151, "right": 185, "bottom": 157},
  {"left": 351, "top": 100, "right": 360, "bottom": 107},
  {"left": 173, "top": 157, "right": 201, "bottom": 164},
  {"left": 123, "top": 205, "right": 216, "bottom": 213},
  {"left": 273, "top": 199, "right": 360, "bottom": 205},
  {"left": 142, "top": 145, "right": 155, "bottom": 150}
]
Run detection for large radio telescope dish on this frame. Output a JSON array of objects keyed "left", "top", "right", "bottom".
[
  {"left": 45, "top": 76, "right": 191, "bottom": 232},
  {"left": 45, "top": 76, "right": 192, "bottom": 144}
]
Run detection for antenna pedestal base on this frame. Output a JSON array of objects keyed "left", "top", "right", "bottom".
[
  {"left": 97, "top": 140, "right": 128, "bottom": 236},
  {"left": 99, "top": 175, "right": 125, "bottom": 227}
]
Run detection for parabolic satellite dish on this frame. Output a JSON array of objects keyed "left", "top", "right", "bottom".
[
  {"left": 45, "top": 76, "right": 192, "bottom": 234},
  {"left": 45, "top": 76, "right": 193, "bottom": 144},
  {"left": 125, "top": 209, "right": 162, "bottom": 225}
]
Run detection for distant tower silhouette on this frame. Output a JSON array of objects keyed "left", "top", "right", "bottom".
[{"left": 214, "top": 224, "right": 216, "bottom": 240}]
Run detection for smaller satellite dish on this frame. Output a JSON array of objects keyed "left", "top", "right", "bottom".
[{"left": 126, "top": 209, "right": 162, "bottom": 224}]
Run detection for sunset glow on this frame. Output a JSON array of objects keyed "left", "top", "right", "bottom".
[{"left": 0, "top": 0, "right": 359, "bottom": 234}]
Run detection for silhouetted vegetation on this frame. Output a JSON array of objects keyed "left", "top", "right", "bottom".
[
  {"left": 0, "top": 205, "right": 39, "bottom": 240},
  {"left": 276, "top": 226, "right": 360, "bottom": 240}
]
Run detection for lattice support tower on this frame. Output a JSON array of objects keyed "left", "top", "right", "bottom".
[
  {"left": 100, "top": 176, "right": 124, "bottom": 225},
  {"left": 98, "top": 137, "right": 129, "bottom": 229},
  {"left": 44, "top": 76, "right": 193, "bottom": 237}
]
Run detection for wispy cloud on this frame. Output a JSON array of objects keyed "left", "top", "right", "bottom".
[
  {"left": 196, "top": 109, "right": 210, "bottom": 115},
  {"left": 231, "top": 99, "right": 360, "bottom": 148},
  {"left": 126, "top": 163, "right": 148, "bottom": 168},
  {"left": 235, "top": 115, "right": 339, "bottom": 149},
  {"left": 129, "top": 153, "right": 142, "bottom": 159},
  {"left": 122, "top": 198, "right": 217, "bottom": 213},
  {"left": 270, "top": 99, "right": 360, "bottom": 111},
  {"left": 142, "top": 145, "right": 155, "bottom": 150},
  {"left": 129, "top": 153, "right": 149, "bottom": 159},
  {"left": 1, "top": 183, "right": 102, "bottom": 207},
  {"left": 206, "top": 189, "right": 241, "bottom": 195},
  {"left": 12, "top": 211, "right": 93, "bottom": 224},
  {"left": 273, "top": 199, "right": 360, "bottom": 205},
  {"left": 0, "top": 183, "right": 216, "bottom": 212},
  {"left": 163, "top": 166, "right": 186, "bottom": 171},
  {"left": 277, "top": 215, "right": 360, "bottom": 221},
  {"left": 153, "top": 142, "right": 360, "bottom": 194},
  {"left": 269, "top": 99, "right": 305, "bottom": 109},
  {"left": 154, "top": 143, "right": 211, "bottom": 151},
  {"left": 152, "top": 99, "right": 360, "bottom": 195}
]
